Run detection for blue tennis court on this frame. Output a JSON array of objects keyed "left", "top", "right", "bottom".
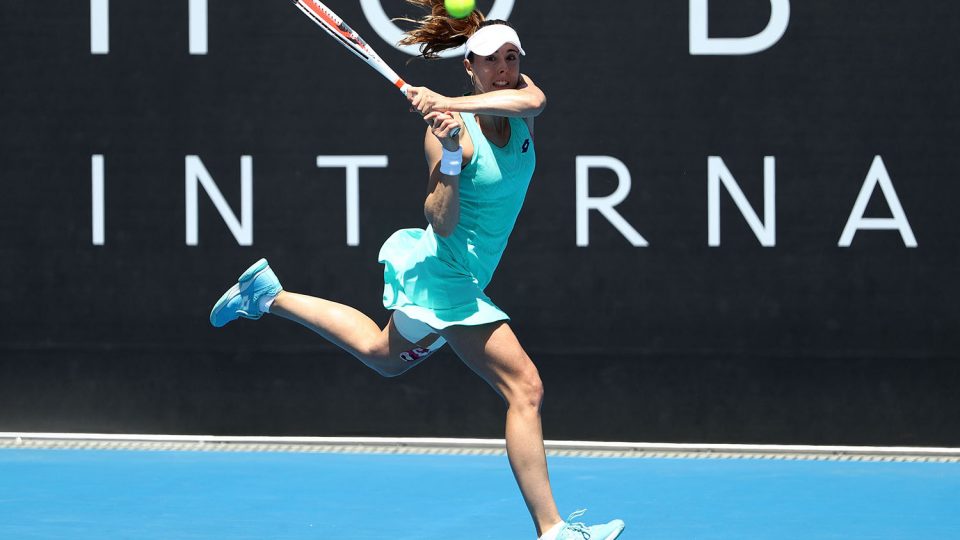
[{"left": 2, "top": 439, "right": 958, "bottom": 539}]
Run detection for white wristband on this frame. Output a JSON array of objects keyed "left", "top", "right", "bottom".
[{"left": 439, "top": 147, "right": 463, "bottom": 176}]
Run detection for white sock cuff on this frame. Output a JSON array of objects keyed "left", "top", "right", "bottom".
[
  {"left": 538, "top": 521, "right": 564, "bottom": 540},
  {"left": 259, "top": 291, "right": 280, "bottom": 314}
]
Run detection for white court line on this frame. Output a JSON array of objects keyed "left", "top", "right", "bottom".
[{"left": 1, "top": 432, "right": 960, "bottom": 461}]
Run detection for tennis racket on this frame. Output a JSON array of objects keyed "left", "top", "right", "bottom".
[{"left": 292, "top": 0, "right": 460, "bottom": 136}]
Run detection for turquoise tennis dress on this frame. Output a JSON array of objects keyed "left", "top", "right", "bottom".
[{"left": 378, "top": 112, "right": 536, "bottom": 330}]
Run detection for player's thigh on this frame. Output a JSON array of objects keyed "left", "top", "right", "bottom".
[
  {"left": 366, "top": 314, "right": 443, "bottom": 376},
  {"left": 440, "top": 321, "right": 542, "bottom": 403}
]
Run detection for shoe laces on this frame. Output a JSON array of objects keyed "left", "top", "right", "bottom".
[{"left": 558, "top": 509, "right": 592, "bottom": 539}]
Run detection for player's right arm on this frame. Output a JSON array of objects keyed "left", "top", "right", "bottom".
[
  {"left": 422, "top": 111, "right": 464, "bottom": 237},
  {"left": 408, "top": 75, "right": 546, "bottom": 119}
]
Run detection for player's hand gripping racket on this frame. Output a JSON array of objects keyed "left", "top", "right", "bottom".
[{"left": 291, "top": 0, "right": 460, "bottom": 137}]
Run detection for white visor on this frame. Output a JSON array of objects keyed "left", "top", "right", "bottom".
[{"left": 464, "top": 25, "right": 525, "bottom": 58}]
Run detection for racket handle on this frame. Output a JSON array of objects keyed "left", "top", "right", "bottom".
[{"left": 400, "top": 84, "right": 461, "bottom": 138}]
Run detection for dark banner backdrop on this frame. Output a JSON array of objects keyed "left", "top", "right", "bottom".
[{"left": 1, "top": 1, "right": 957, "bottom": 445}]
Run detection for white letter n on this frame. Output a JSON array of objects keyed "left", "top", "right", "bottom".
[
  {"left": 185, "top": 155, "right": 253, "bottom": 246},
  {"left": 708, "top": 156, "right": 776, "bottom": 247}
]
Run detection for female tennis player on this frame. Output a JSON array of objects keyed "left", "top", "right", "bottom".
[{"left": 210, "top": 2, "right": 624, "bottom": 538}]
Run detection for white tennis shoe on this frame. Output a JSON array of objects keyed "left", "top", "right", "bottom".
[{"left": 550, "top": 510, "right": 625, "bottom": 540}]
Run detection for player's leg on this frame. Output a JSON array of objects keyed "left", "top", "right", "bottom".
[
  {"left": 440, "top": 321, "right": 562, "bottom": 536},
  {"left": 440, "top": 321, "right": 625, "bottom": 540},
  {"left": 270, "top": 291, "right": 441, "bottom": 377},
  {"left": 271, "top": 291, "right": 381, "bottom": 359},
  {"left": 209, "top": 258, "right": 436, "bottom": 377}
]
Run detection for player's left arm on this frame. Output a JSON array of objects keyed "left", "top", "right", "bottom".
[{"left": 408, "top": 74, "right": 546, "bottom": 119}]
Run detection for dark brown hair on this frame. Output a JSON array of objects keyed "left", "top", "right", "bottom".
[{"left": 396, "top": 0, "right": 512, "bottom": 60}]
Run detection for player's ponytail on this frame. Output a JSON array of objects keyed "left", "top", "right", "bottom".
[{"left": 397, "top": 0, "right": 485, "bottom": 59}]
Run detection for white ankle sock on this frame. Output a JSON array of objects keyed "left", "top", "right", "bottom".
[
  {"left": 538, "top": 521, "right": 564, "bottom": 540},
  {"left": 258, "top": 291, "right": 279, "bottom": 313}
]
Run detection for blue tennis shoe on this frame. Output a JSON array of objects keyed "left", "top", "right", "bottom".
[
  {"left": 209, "top": 258, "right": 283, "bottom": 328},
  {"left": 555, "top": 510, "right": 625, "bottom": 540}
]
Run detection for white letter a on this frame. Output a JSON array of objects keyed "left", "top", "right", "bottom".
[{"left": 839, "top": 156, "right": 917, "bottom": 248}]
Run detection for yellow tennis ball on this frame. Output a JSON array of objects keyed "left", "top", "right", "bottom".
[{"left": 444, "top": 0, "right": 475, "bottom": 19}]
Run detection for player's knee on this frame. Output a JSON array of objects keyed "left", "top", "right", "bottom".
[
  {"left": 509, "top": 363, "right": 544, "bottom": 412},
  {"left": 360, "top": 355, "right": 407, "bottom": 378},
  {"left": 528, "top": 371, "right": 545, "bottom": 410},
  {"left": 357, "top": 343, "right": 407, "bottom": 378}
]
